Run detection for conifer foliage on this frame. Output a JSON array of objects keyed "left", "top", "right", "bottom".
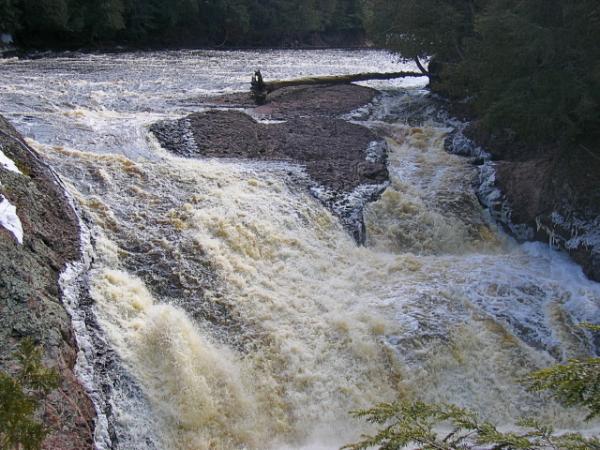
[
  {"left": 344, "top": 324, "right": 600, "bottom": 450},
  {"left": 365, "top": 0, "right": 600, "bottom": 146},
  {"left": 0, "top": 339, "right": 59, "bottom": 450},
  {"left": 0, "top": 0, "right": 366, "bottom": 47}
]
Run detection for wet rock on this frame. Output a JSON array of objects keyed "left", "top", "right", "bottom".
[
  {"left": 447, "top": 119, "right": 600, "bottom": 282},
  {"left": 0, "top": 115, "right": 95, "bottom": 448},
  {"left": 493, "top": 159, "right": 554, "bottom": 226},
  {"left": 152, "top": 84, "right": 389, "bottom": 242},
  {"left": 199, "top": 83, "right": 377, "bottom": 119}
]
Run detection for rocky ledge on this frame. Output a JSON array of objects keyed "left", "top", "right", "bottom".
[
  {"left": 481, "top": 128, "right": 600, "bottom": 282},
  {"left": 450, "top": 120, "right": 600, "bottom": 282},
  {"left": 151, "top": 84, "right": 389, "bottom": 243},
  {"left": 0, "top": 115, "right": 95, "bottom": 448}
]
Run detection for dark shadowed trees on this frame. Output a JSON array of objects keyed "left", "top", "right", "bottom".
[
  {"left": 0, "top": 0, "right": 21, "bottom": 34},
  {"left": 1, "top": 0, "right": 366, "bottom": 47},
  {"left": 365, "top": 0, "right": 600, "bottom": 146}
]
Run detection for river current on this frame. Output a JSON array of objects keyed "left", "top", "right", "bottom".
[{"left": 1, "top": 49, "right": 599, "bottom": 449}]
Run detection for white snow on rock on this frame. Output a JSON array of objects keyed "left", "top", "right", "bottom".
[
  {"left": 0, "top": 195, "right": 24, "bottom": 244},
  {"left": 0, "top": 147, "right": 22, "bottom": 174}
]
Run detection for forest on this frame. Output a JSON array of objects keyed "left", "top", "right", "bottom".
[
  {"left": 0, "top": 0, "right": 365, "bottom": 48},
  {"left": 365, "top": 0, "right": 600, "bottom": 148}
]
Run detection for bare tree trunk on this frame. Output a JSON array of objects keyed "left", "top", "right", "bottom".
[
  {"left": 414, "top": 57, "right": 430, "bottom": 75},
  {"left": 250, "top": 70, "right": 426, "bottom": 102}
]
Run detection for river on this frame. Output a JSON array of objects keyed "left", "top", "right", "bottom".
[{"left": 1, "top": 49, "right": 599, "bottom": 449}]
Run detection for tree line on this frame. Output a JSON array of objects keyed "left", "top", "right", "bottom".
[
  {"left": 365, "top": 0, "right": 600, "bottom": 147},
  {"left": 0, "top": 0, "right": 364, "bottom": 48}
]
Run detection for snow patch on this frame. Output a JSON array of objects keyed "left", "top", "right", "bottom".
[
  {"left": 537, "top": 211, "right": 600, "bottom": 253},
  {"left": 254, "top": 118, "right": 287, "bottom": 125},
  {"left": 365, "top": 140, "right": 387, "bottom": 163},
  {"left": 0, "top": 195, "right": 23, "bottom": 244},
  {"left": 0, "top": 146, "right": 22, "bottom": 174}
]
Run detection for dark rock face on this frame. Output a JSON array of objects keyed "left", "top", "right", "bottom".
[
  {"left": 461, "top": 122, "right": 600, "bottom": 282},
  {"left": 153, "top": 109, "right": 387, "bottom": 192},
  {"left": 152, "top": 84, "right": 389, "bottom": 242},
  {"left": 493, "top": 158, "right": 554, "bottom": 226},
  {"left": 0, "top": 116, "right": 95, "bottom": 449}
]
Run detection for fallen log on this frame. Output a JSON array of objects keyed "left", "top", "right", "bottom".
[{"left": 250, "top": 69, "right": 426, "bottom": 103}]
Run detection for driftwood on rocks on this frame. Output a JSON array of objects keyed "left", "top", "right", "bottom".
[{"left": 250, "top": 69, "right": 425, "bottom": 103}]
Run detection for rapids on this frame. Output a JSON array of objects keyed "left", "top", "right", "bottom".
[{"left": 0, "top": 50, "right": 599, "bottom": 449}]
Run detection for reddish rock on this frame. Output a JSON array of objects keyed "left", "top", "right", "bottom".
[{"left": 0, "top": 115, "right": 95, "bottom": 449}]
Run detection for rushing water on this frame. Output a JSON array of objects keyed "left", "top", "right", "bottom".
[{"left": 1, "top": 49, "right": 599, "bottom": 449}]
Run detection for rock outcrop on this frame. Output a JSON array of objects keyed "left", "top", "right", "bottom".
[
  {"left": 460, "top": 122, "right": 600, "bottom": 282},
  {"left": 0, "top": 115, "right": 95, "bottom": 449},
  {"left": 151, "top": 84, "right": 389, "bottom": 243}
]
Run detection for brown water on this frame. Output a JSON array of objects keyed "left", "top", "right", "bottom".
[{"left": 1, "top": 50, "right": 598, "bottom": 449}]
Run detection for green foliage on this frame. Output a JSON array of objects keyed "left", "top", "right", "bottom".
[
  {"left": 526, "top": 358, "right": 600, "bottom": 421},
  {"left": 0, "top": 339, "right": 60, "bottom": 450},
  {"left": 581, "top": 323, "right": 600, "bottom": 333},
  {"left": 84, "top": 0, "right": 126, "bottom": 39},
  {"left": 457, "top": 0, "right": 600, "bottom": 143},
  {"left": 344, "top": 324, "right": 600, "bottom": 450},
  {"left": 366, "top": 0, "right": 600, "bottom": 146},
  {"left": 18, "top": 0, "right": 71, "bottom": 35},
  {"left": 342, "top": 400, "right": 600, "bottom": 450},
  {"left": 0, "top": 0, "right": 21, "bottom": 33},
  {"left": 363, "top": 0, "right": 472, "bottom": 64},
  {"left": 0, "top": 0, "right": 367, "bottom": 47},
  {"left": 526, "top": 324, "right": 600, "bottom": 421}
]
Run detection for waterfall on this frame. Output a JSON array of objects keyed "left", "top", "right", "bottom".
[{"left": 1, "top": 49, "right": 598, "bottom": 449}]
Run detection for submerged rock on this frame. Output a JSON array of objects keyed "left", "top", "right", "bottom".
[
  {"left": 151, "top": 84, "right": 389, "bottom": 243},
  {"left": 0, "top": 115, "right": 95, "bottom": 449}
]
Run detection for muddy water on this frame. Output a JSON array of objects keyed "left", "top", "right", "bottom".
[{"left": 1, "top": 50, "right": 598, "bottom": 449}]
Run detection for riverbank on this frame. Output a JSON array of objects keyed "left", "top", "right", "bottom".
[
  {"left": 445, "top": 110, "right": 600, "bottom": 282},
  {"left": 0, "top": 116, "right": 95, "bottom": 449},
  {"left": 2, "top": 31, "right": 369, "bottom": 59}
]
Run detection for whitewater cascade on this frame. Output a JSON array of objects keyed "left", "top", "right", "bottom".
[{"left": 1, "top": 50, "right": 599, "bottom": 449}]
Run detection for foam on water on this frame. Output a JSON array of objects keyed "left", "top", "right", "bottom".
[
  {"left": 2, "top": 50, "right": 599, "bottom": 449},
  {"left": 363, "top": 123, "right": 501, "bottom": 255},
  {"left": 42, "top": 145, "right": 402, "bottom": 448},
  {"left": 91, "top": 266, "right": 268, "bottom": 450},
  {"left": 35, "top": 133, "right": 599, "bottom": 447}
]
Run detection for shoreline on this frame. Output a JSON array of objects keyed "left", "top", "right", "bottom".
[
  {"left": 0, "top": 115, "right": 96, "bottom": 448},
  {"left": 444, "top": 106, "right": 600, "bottom": 283},
  {"left": 2, "top": 40, "right": 377, "bottom": 60}
]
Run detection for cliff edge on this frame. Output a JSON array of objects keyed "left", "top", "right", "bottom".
[{"left": 0, "top": 115, "right": 95, "bottom": 449}]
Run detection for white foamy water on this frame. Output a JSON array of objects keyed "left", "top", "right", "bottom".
[{"left": 1, "top": 50, "right": 598, "bottom": 449}]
